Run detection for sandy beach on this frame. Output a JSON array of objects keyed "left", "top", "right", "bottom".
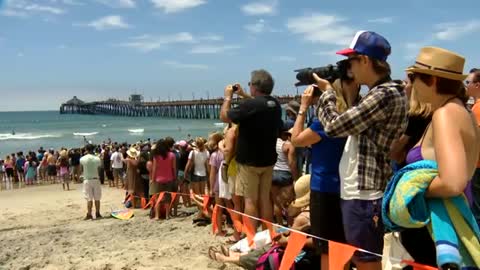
[{"left": 0, "top": 183, "right": 243, "bottom": 270}]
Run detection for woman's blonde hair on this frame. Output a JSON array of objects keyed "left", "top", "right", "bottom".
[
  {"left": 195, "top": 137, "right": 205, "bottom": 151},
  {"left": 409, "top": 86, "right": 432, "bottom": 118},
  {"left": 331, "top": 79, "right": 349, "bottom": 113},
  {"left": 207, "top": 132, "right": 224, "bottom": 152}
]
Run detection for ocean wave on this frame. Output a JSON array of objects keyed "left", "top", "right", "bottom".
[
  {"left": 128, "top": 129, "right": 144, "bottom": 133},
  {"left": 73, "top": 132, "right": 98, "bottom": 136},
  {"left": 0, "top": 133, "right": 62, "bottom": 141}
]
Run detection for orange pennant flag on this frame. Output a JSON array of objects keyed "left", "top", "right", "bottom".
[
  {"left": 401, "top": 260, "right": 437, "bottom": 270},
  {"left": 141, "top": 197, "right": 147, "bottom": 209},
  {"left": 328, "top": 241, "right": 356, "bottom": 270},
  {"left": 264, "top": 222, "right": 277, "bottom": 241},
  {"left": 242, "top": 215, "right": 256, "bottom": 247},
  {"left": 226, "top": 209, "right": 243, "bottom": 233},
  {"left": 211, "top": 205, "right": 219, "bottom": 234},
  {"left": 202, "top": 195, "right": 210, "bottom": 215},
  {"left": 144, "top": 194, "right": 157, "bottom": 209},
  {"left": 155, "top": 192, "right": 165, "bottom": 208},
  {"left": 169, "top": 192, "right": 178, "bottom": 210},
  {"left": 279, "top": 231, "right": 307, "bottom": 270}
]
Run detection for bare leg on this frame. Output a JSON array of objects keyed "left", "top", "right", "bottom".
[
  {"left": 94, "top": 200, "right": 101, "bottom": 216},
  {"left": 87, "top": 201, "right": 93, "bottom": 217},
  {"left": 243, "top": 197, "right": 259, "bottom": 229}
]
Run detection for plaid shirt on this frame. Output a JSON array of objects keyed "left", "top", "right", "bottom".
[{"left": 317, "top": 80, "right": 408, "bottom": 191}]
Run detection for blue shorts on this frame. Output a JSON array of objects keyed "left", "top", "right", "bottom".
[
  {"left": 341, "top": 198, "right": 384, "bottom": 263},
  {"left": 272, "top": 170, "right": 293, "bottom": 187}
]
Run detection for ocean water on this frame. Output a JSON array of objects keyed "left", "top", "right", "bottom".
[{"left": 0, "top": 111, "right": 222, "bottom": 157}]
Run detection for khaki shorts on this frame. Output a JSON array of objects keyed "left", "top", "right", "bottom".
[
  {"left": 83, "top": 180, "right": 102, "bottom": 201},
  {"left": 112, "top": 168, "right": 123, "bottom": 179},
  {"left": 235, "top": 164, "right": 273, "bottom": 200}
]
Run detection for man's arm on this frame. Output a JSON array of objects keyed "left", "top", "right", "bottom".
[
  {"left": 220, "top": 84, "right": 253, "bottom": 123},
  {"left": 318, "top": 88, "right": 389, "bottom": 137}
]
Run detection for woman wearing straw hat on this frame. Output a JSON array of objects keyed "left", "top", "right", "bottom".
[
  {"left": 398, "top": 47, "right": 480, "bottom": 266},
  {"left": 124, "top": 146, "right": 144, "bottom": 208}
]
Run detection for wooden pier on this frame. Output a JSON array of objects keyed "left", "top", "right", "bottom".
[{"left": 59, "top": 95, "right": 300, "bottom": 119}]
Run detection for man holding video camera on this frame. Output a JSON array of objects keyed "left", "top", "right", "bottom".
[
  {"left": 220, "top": 69, "right": 282, "bottom": 226},
  {"left": 313, "top": 31, "right": 408, "bottom": 270}
]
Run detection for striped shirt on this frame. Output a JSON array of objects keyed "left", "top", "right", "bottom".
[{"left": 317, "top": 79, "right": 408, "bottom": 191}]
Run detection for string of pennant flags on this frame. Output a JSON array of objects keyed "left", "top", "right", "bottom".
[{"left": 124, "top": 191, "right": 437, "bottom": 270}]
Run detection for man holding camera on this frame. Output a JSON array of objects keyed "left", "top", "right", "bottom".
[
  {"left": 220, "top": 69, "right": 282, "bottom": 226},
  {"left": 313, "top": 31, "right": 408, "bottom": 270}
]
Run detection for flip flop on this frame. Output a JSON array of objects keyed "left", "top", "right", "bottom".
[{"left": 208, "top": 246, "right": 220, "bottom": 261}]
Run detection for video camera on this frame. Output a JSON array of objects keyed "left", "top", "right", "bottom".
[{"left": 294, "top": 59, "right": 352, "bottom": 87}]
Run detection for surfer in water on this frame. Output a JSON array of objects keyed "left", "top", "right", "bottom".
[{"left": 11, "top": 130, "right": 15, "bottom": 136}]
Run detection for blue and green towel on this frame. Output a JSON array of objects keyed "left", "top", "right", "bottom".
[{"left": 382, "top": 160, "right": 480, "bottom": 269}]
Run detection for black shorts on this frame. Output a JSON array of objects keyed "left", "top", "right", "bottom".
[
  {"left": 6, "top": 168, "right": 14, "bottom": 177},
  {"left": 310, "top": 191, "right": 346, "bottom": 254},
  {"left": 401, "top": 227, "right": 436, "bottom": 267},
  {"left": 47, "top": 165, "right": 57, "bottom": 176},
  {"left": 17, "top": 168, "right": 24, "bottom": 174}
]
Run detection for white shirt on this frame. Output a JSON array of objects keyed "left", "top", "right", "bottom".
[
  {"left": 339, "top": 136, "right": 383, "bottom": 200},
  {"left": 110, "top": 151, "right": 123, "bottom": 169},
  {"left": 188, "top": 149, "right": 210, "bottom": 177}
]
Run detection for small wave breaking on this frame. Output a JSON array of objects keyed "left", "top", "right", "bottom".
[
  {"left": 0, "top": 133, "right": 62, "bottom": 141},
  {"left": 73, "top": 132, "right": 99, "bottom": 136}
]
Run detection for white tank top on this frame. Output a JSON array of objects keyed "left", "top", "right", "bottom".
[{"left": 274, "top": 138, "right": 290, "bottom": 171}]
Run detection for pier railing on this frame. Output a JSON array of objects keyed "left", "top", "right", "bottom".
[{"left": 59, "top": 96, "right": 300, "bottom": 119}]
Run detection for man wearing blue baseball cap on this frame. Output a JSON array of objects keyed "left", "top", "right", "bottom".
[{"left": 307, "top": 31, "right": 408, "bottom": 270}]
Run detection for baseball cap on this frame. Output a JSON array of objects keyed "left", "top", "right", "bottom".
[{"left": 336, "top": 31, "right": 391, "bottom": 61}]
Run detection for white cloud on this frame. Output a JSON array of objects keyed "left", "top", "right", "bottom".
[
  {"left": 273, "top": 56, "right": 296, "bottom": 62},
  {"left": 0, "top": 9, "right": 28, "bottom": 17},
  {"left": 244, "top": 19, "right": 280, "bottom": 34},
  {"left": 58, "top": 44, "right": 67, "bottom": 49},
  {"left": 199, "top": 34, "right": 223, "bottom": 41},
  {"left": 367, "top": 17, "right": 394, "bottom": 24},
  {"left": 23, "top": 4, "right": 65, "bottom": 14},
  {"left": 1, "top": 0, "right": 66, "bottom": 17},
  {"left": 118, "top": 32, "right": 195, "bottom": 52},
  {"left": 286, "top": 14, "right": 355, "bottom": 46},
  {"left": 17, "top": 52, "right": 24, "bottom": 57},
  {"left": 97, "top": 0, "right": 136, "bottom": 8},
  {"left": 242, "top": 1, "right": 276, "bottom": 16},
  {"left": 434, "top": 20, "right": 480, "bottom": 41},
  {"left": 163, "top": 60, "right": 208, "bottom": 70},
  {"left": 245, "top": 19, "right": 267, "bottom": 34},
  {"left": 83, "top": 15, "right": 131, "bottom": 31},
  {"left": 189, "top": 45, "right": 241, "bottom": 54},
  {"left": 150, "top": 0, "right": 206, "bottom": 13}
]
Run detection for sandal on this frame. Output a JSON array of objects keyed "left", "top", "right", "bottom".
[
  {"left": 208, "top": 246, "right": 220, "bottom": 261},
  {"left": 220, "top": 245, "right": 230, "bottom": 257}
]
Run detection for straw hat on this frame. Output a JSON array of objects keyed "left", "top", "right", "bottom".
[
  {"left": 126, "top": 147, "right": 139, "bottom": 158},
  {"left": 290, "top": 174, "right": 311, "bottom": 208},
  {"left": 405, "top": 46, "right": 467, "bottom": 81},
  {"left": 60, "top": 150, "right": 68, "bottom": 158}
]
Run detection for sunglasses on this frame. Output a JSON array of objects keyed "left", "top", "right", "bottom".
[{"left": 407, "top": 73, "right": 416, "bottom": 83}]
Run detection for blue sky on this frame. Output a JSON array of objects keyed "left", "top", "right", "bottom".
[{"left": 0, "top": 0, "right": 479, "bottom": 111}]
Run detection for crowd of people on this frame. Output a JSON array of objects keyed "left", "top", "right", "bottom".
[{"left": 2, "top": 30, "right": 480, "bottom": 270}]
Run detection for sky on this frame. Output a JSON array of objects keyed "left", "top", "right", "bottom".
[{"left": 0, "top": 0, "right": 479, "bottom": 111}]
